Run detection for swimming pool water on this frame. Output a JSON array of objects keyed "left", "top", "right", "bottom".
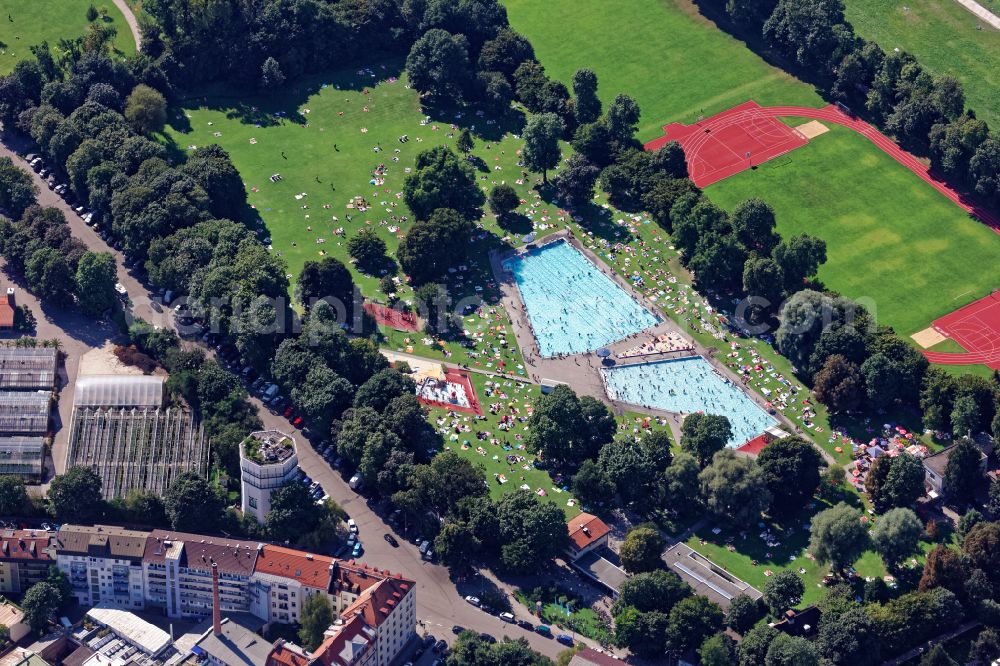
[
  {"left": 503, "top": 240, "right": 660, "bottom": 357},
  {"left": 603, "top": 357, "right": 777, "bottom": 447}
]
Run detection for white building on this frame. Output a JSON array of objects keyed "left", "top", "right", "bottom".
[
  {"left": 54, "top": 525, "right": 148, "bottom": 610},
  {"left": 239, "top": 430, "right": 298, "bottom": 523}
]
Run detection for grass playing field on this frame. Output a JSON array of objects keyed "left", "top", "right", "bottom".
[
  {"left": 845, "top": 0, "right": 1000, "bottom": 129},
  {"left": 504, "top": 0, "right": 822, "bottom": 141},
  {"left": 707, "top": 123, "right": 1000, "bottom": 337},
  {"left": 0, "top": 0, "right": 136, "bottom": 74}
]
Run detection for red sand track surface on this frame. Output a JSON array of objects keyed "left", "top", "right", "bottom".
[
  {"left": 416, "top": 369, "right": 482, "bottom": 415},
  {"left": 922, "top": 293, "right": 1000, "bottom": 369},
  {"left": 363, "top": 302, "right": 419, "bottom": 331},
  {"left": 645, "top": 101, "right": 1000, "bottom": 231},
  {"left": 645, "top": 101, "right": 807, "bottom": 187}
]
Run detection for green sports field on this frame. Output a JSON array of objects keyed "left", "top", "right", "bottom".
[
  {"left": 0, "top": 0, "right": 136, "bottom": 74},
  {"left": 708, "top": 123, "right": 1000, "bottom": 337},
  {"left": 845, "top": 0, "right": 1000, "bottom": 129},
  {"left": 505, "top": 0, "right": 822, "bottom": 141}
]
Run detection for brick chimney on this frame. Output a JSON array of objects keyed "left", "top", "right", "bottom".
[{"left": 212, "top": 562, "right": 222, "bottom": 636}]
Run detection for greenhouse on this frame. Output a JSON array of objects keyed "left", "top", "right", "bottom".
[{"left": 74, "top": 375, "right": 165, "bottom": 409}]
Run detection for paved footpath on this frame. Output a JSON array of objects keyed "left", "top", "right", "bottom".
[
  {"left": 955, "top": 0, "right": 1000, "bottom": 29},
  {"left": 112, "top": 0, "right": 142, "bottom": 51}
]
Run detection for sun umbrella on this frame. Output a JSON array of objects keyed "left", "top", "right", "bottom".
[{"left": 596, "top": 348, "right": 611, "bottom": 358}]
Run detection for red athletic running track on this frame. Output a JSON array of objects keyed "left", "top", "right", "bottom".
[
  {"left": 646, "top": 102, "right": 1000, "bottom": 232},
  {"left": 921, "top": 292, "right": 1000, "bottom": 369}
]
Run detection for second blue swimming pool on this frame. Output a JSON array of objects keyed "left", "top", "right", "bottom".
[{"left": 602, "top": 357, "right": 777, "bottom": 447}]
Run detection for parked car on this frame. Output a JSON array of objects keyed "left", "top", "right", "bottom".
[
  {"left": 451, "top": 625, "right": 464, "bottom": 635},
  {"left": 349, "top": 474, "right": 363, "bottom": 490},
  {"left": 535, "top": 625, "right": 552, "bottom": 637},
  {"left": 352, "top": 542, "right": 362, "bottom": 558},
  {"left": 464, "top": 596, "right": 481, "bottom": 608},
  {"left": 347, "top": 519, "right": 358, "bottom": 533},
  {"left": 383, "top": 534, "right": 398, "bottom": 547},
  {"left": 434, "top": 639, "right": 447, "bottom": 653},
  {"left": 499, "top": 612, "right": 515, "bottom": 623},
  {"left": 516, "top": 619, "right": 534, "bottom": 631},
  {"left": 478, "top": 633, "right": 496, "bottom": 644},
  {"left": 556, "top": 634, "right": 574, "bottom": 646}
]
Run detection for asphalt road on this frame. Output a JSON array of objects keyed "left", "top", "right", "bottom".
[{"left": 0, "top": 135, "right": 597, "bottom": 661}]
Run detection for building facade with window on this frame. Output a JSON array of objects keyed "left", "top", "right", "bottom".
[
  {"left": 53, "top": 525, "right": 148, "bottom": 609},
  {"left": 0, "top": 529, "right": 55, "bottom": 594},
  {"left": 240, "top": 431, "right": 299, "bottom": 523}
]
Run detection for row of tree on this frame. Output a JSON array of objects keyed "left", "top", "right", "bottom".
[
  {"left": 723, "top": 0, "right": 1000, "bottom": 209},
  {"left": 0, "top": 204, "right": 119, "bottom": 315}
]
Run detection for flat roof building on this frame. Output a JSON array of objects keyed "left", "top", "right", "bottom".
[
  {"left": 66, "top": 407, "right": 208, "bottom": 500},
  {"left": 0, "top": 348, "right": 58, "bottom": 391},
  {"left": 0, "top": 437, "right": 44, "bottom": 480},
  {"left": 0, "top": 392, "right": 51, "bottom": 435},
  {"left": 73, "top": 375, "right": 165, "bottom": 409}
]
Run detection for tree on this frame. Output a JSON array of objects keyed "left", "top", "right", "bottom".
[
  {"left": 763, "top": 571, "right": 805, "bottom": 615},
  {"left": 765, "top": 633, "right": 820, "bottom": 666},
  {"left": 867, "top": 453, "right": 925, "bottom": 510},
  {"left": 0, "top": 156, "right": 38, "bottom": 218},
  {"left": 181, "top": 144, "right": 248, "bottom": 221},
  {"left": 456, "top": 128, "right": 474, "bottom": 154},
  {"left": 606, "top": 93, "right": 641, "bottom": 143},
  {"left": 763, "top": 0, "right": 849, "bottom": 71},
  {"left": 772, "top": 234, "right": 827, "bottom": 293},
  {"left": 871, "top": 507, "right": 922, "bottom": 567},
  {"left": 297, "top": 256, "right": 354, "bottom": 313},
  {"left": 347, "top": 229, "right": 387, "bottom": 273},
  {"left": 813, "top": 355, "right": 865, "bottom": 413},
  {"left": 776, "top": 291, "right": 859, "bottom": 370},
  {"left": 25, "top": 248, "right": 75, "bottom": 307},
  {"left": 988, "top": 479, "right": 1000, "bottom": 515},
  {"left": 919, "top": 544, "right": 966, "bottom": 598},
  {"left": 522, "top": 113, "right": 563, "bottom": 183},
  {"left": 0, "top": 476, "right": 27, "bottom": 515},
  {"left": 405, "top": 29, "right": 471, "bottom": 100},
  {"left": 962, "top": 521, "right": 1000, "bottom": 588},
  {"left": 402, "top": 145, "right": 484, "bottom": 221},
  {"left": 726, "top": 594, "right": 763, "bottom": 634},
  {"left": 434, "top": 521, "right": 480, "bottom": 571},
  {"left": 700, "top": 633, "right": 737, "bottom": 666},
  {"left": 919, "top": 645, "right": 958, "bottom": 666},
  {"left": 21, "top": 581, "right": 61, "bottom": 632},
  {"left": 49, "top": 466, "right": 103, "bottom": 522},
  {"left": 739, "top": 625, "right": 779, "bottom": 666},
  {"left": 495, "top": 491, "right": 568, "bottom": 572},
  {"left": 660, "top": 451, "right": 702, "bottom": 516},
  {"left": 613, "top": 607, "right": 670, "bottom": 659},
  {"left": 292, "top": 366, "right": 352, "bottom": 426},
  {"left": 75, "top": 251, "right": 117, "bottom": 316},
  {"left": 572, "top": 68, "right": 601, "bottom": 124},
  {"left": 525, "top": 385, "right": 615, "bottom": 466},
  {"left": 944, "top": 438, "right": 983, "bottom": 505},
  {"left": 298, "top": 591, "right": 333, "bottom": 650},
  {"left": 354, "top": 368, "right": 415, "bottom": 412},
  {"left": 124, "top": 84, "right": 166, "bottom": 134},
  {"left": 260, "top": 57, "right": 285, "bottom": 89},
  {"left": 809, "top": 502, "right": 869, "bottom": 571},
  {"left": 164, "top": 472, "right": 223, "bottom": 533},
  {"left": 756, "top": 437, "right": 822, "bottom": 517},
  {"left": 667, "top": 595, "right": 724, "bottom": 654},
  {"left": 742, "top": 255, "right": 786, "bottom": 318},
  {"left": 266, "top": 482, "right": 325, "bottom": 544},
  {"left": 970, "top": 628, "right": 1000, "bottom": 666},
  {"left": 732, "top": 198, "right": 779, "bottom": 254},
  {"left": 620, "top": 527, "right": 664, "bottom": 574},
  {"left": 613, "top": 569, "right": 691, "bottom": 615},
  {"left": 816, "top": 605, "right": 881, "bottom": 666},
  {"left": 477, "top": 28, "right": 535, "bottom": 78},
  {"left": 699, "top": 450, "right": 772, "bottom": 526},
  {"left": 571, "top": 459, "right": 615, "bottom": 508},
  {"left": 555, "top": 154, "right": 600, "bottom": 206},
  {"left": 680, "top": 413, "right": 732, "bottom": 466},
  {"left": 488, "top": 183, "right": 520, "bottom": 219}
]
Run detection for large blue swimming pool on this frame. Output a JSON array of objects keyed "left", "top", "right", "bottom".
[
  {"left": 503, "top": 240, "right": 660, "bottom": 357},
  {"left": 602, "top": 357, "right": 777, "bottom": 447}
]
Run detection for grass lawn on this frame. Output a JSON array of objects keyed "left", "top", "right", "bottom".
[
  {"left": 422, "top": 371, "right": 677, "bottom": 518},
  {"left": 515, "top": 586, "right": 613, "bottom": 644},
  {"left": 845, "top": 0, "right": 1000, "bottom": 129},
  {"left": 504, "top": 0, "right": 822, "bottom": 141},
  {"left": 0, "top": 0, "right": 136, "bottom": 74},
  {"left": 707, "top": 123, "right": 1000, "bottom": 338},
  {"left": 686, "top": 496, "right": 936, "bottom": 607}
]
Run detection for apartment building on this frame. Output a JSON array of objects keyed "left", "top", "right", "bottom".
[
  {"left": 53, "top": 525, "right": 148, "bottom": 609},
  {"left": 0, "top": 529, "right": 55, "bottom": 594},
  {"left": 142, "top": 530, "right": 260, "bottom": 620}
]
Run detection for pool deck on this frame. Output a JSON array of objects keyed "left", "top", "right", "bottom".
[{"left": 490, "top": 229, "right": 823, "bottom": 458}]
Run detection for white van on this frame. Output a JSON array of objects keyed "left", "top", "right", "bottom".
[{"left": 349, "top": 474, "right": 362, "bottom": 490}]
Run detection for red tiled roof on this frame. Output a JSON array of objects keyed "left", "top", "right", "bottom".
[
  {"left": 0, "top": 531, "right": 51, "bottom": 561},
  {"left": 266, "top": 644, "right": 313, "bottom": 666},
  {"left": 570, "top": 647, "right": 624, "bottom": 666},
  {"left": 255, "top": 545, "right": 334, "bottom": 589},
  {"left": 314, "top": 615, "right": 373, "bottom": 666},
  {"left": 338, "top": 565, "right": 414, "bottom": 629},
  {"left": 567, "top": 513, "right": 610, "bottom": 551},
  {"left": 0, "top": 297, "right": 13, "bottom": 328}
]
